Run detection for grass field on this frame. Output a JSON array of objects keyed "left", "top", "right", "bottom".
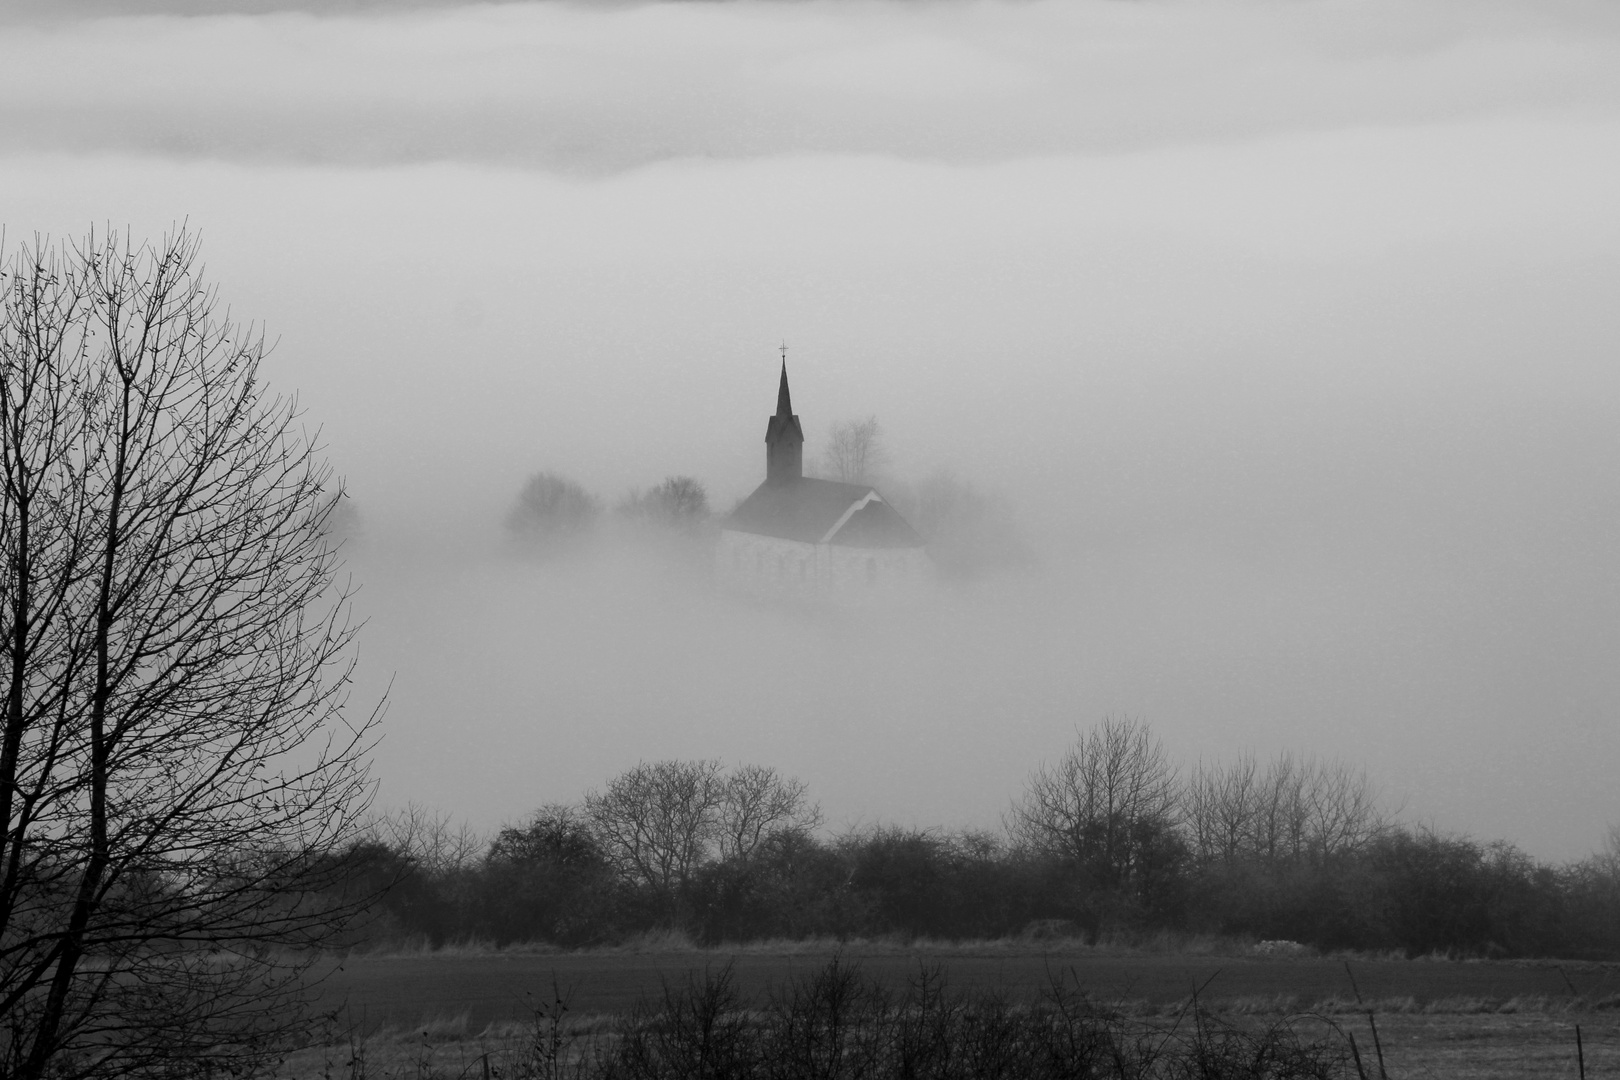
[
  {"left": 284, "top": 943, "right": 1620, "bottom": 1078},
  {"left": 309, "top": 943, "right": 1620, "bottom": 1032}
]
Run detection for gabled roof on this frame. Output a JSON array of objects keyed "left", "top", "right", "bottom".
[{"left": 724, "top": 477, "right": 924, "bottom": 548}]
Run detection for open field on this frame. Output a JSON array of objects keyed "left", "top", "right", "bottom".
[
  {"left": 281, "top": 1011, "right": 1619, "bottom": 1080},
  {"left": 285, "top": 944, "right": 1620, "bottom": 1079},
  {"left": 309, "top": 944, "right": 1620, "bottom": 1033}
]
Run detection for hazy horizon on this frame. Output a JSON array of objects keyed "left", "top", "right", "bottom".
[{"left": 2, "top": 0, "right": 1616, "bottom": 860}]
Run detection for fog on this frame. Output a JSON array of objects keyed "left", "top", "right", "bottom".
[{"left": 2, "top": 0, "right": 1617, "bottom": 859}]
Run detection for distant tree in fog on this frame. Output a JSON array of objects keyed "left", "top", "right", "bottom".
[
  {"left": 315, "top": 488, "right": 364, "bottom": 546},
  {"left": 898, "top": 471, "right": 1030, "bottom": 578},
  {"left": 1008, "top": 717, "right": 1181, "bottom": 900},
  {"left": 505, "top": 471, "right": 598, "bottom": 544},
  {"left": 616, "top": 475, "right": 710, "bottom": 529},
  {"left": 822, "top": 415, "right": 887, "bottom": 484}
]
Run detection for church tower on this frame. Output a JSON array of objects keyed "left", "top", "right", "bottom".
[{"left": 764, "top": 361, "right": 804, "bottom": 485}]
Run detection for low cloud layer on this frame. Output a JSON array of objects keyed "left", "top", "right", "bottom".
[
  {"left": 3, "top": 2, "right": 1619, "bottom": 171},
  {"left": 2, "top": 0, "right": 1617, "bottom": 859}
]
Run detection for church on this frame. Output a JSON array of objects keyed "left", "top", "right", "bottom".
[{"left": 717, "top": 363, "right": 930, "bottom": 599}]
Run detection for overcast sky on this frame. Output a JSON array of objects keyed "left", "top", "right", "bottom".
[{"left": 3, "top": 0, "right": 1617, "bottom": 859}]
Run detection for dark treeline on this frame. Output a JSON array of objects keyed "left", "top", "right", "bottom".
[{"left": 331, "top": 721, "right": 1620, "bottom": 961}]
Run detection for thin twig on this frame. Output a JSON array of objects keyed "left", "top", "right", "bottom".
[
  {"left": 1348, "top": 1031, "right": 1369, "bottom": 1080},
  {"left": 1368, "top": 1012, "right": 1389, "bottom": 1080}
]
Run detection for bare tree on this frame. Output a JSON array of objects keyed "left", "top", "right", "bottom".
[
  {"left": 585, "top": 760, "right": 726, "bottom": 917},
  {"left": 1007, "top": 717, "right": 1179, "bottom": 894},
  {"left": 1185, "top": 752, "right": 1262, "bottom": 865},
  {"left": 316, "top": 489, "right": 364, "bottom": 547},
  {"left": 716, "top": 764, "right": 821, "bottom": 864},
  {"left": 1298, "top": 757, "right": 1385, "bottom": 864},
  {"left": 0, "top": 230, "right": 377, "bottom": 1078},
  {"left": 1250, "top": 752, "right": 1309, "bottom": 863},
  {"left": 822, "top": 416, "right": 886, "bottom": 485}
]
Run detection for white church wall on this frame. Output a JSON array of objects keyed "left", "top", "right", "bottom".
[
  {"left": 717, "top": 529, "right": 931, "bottom": 602},
  {"left": 717, "top": 530, "right": 819, "bottom": 601}
]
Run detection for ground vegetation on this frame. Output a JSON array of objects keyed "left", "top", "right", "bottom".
[{"left": 299, "top": 957, "right": 1359, "bottom": 1080}]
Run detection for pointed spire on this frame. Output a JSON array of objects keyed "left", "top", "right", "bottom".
[
  {"left": 776, "top": 359, "right": 793, "bottom": 417},
  {"left": 764, "top": 350, "right": 804, "bottom": 485}
]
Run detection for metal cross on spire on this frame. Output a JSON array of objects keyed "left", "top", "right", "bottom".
[{"left": 779, "top": 341, "right": 789, "bottom": 364}]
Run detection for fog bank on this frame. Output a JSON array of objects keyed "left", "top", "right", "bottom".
[{"left": 2, "top": 0, "right": 1617, "bottom": 858}]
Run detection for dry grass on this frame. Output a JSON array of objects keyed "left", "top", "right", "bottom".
[
  {"left": 349, "top": 936, "right": 567, "bottom": 959},
  {"left": 291, "top": 944, "right": 1620, "bottom": 1079},
  {"left": 283, "top": 960, "right": 1351, "bottom": 1079},
  {"left": 306, "top": 943, "right": 1620, "bottom": 1034},
  {"left": 277, "top": 972, "right": 1619, "bottom": 1080}
]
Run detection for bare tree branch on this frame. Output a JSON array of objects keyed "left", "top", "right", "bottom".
[{"left": 717, "top": 764, "right": 821, "bottom": 864}]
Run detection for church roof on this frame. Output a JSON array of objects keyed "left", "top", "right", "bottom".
[{"left": 725, "top": 477, "right": 924, "bottom": 548}]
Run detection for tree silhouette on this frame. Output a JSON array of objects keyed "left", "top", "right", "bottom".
[{"left": 0, "top": 230, "right": 378, "bottom": 1079}]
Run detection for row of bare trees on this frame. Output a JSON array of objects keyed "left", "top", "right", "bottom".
[
  {"left": 346, "top": 723, "right": 1400, "bottom": 953},
  {"left": 1008, "top": 718, "right": 1386, "bottom": 888},
  {"left": 360, "top": 723, "right": 1391, "bottom": 949},
  {"left": 347, "top": 738, "right": 1620, "bottom": 959},
  {"left": 339, "top": 763, "right": 823, "bottom": 948},
  {"left": 1184, "top": 751, "right": 1386, "bottom": 868}
]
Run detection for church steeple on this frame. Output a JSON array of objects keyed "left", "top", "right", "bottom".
[
  {"left": 764, "top": 357, "right": 804, "bottom": 485},
  {"left": 776, "top": 361, "right": 793, "bottom": 416}
]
